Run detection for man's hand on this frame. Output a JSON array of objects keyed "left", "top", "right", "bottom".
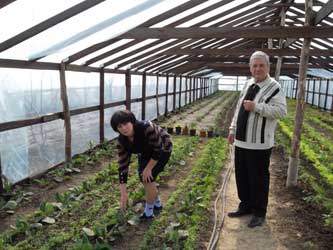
[
  {"left": 228, "top": 133, "right": 235, "bottom": 144},
  {"left": 120, "top": 184, "right": 128, "bottom": 210},
  {"left": 243, "top": 100, "right": 255, "bottom": 111},
  {"left": 142, "top": 167, "right": 153, "bottom": 183}
]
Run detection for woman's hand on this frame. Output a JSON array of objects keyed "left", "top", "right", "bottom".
[
  {"left": 120, "top": 184, "right": 128, "bottom": 210},
  {"left": 142, "top": 167, "right": 153, "bottom": 183}
]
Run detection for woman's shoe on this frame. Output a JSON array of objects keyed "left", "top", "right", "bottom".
[
  {"left": 153, "top": 205, "right": 163, "bottom": 215},
  {"left": 139, "top": 212, "right": 154, "bottom": 220}
]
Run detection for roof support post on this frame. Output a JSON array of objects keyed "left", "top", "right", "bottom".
[
  {"left": 156, "top": 75, "right": 160, "bottom": 117},
  {"left": 287, "top": 0, "right": 313, "bottom": 187},
  {"left": 125, "top": 70, "right": 131, "bottom": 110},
  {"left": 173, "top": 75, "right": 177, "bottom": 111},
  {"left": 275, "top": 6, "right": 286, "bottom": 81},
  {"left": 99, "top": 69, "right": 105, "bottom": 143},
  {"left": 0, "top": 155, "right": 3, "bottom": 194},
  {"left": 179, "top": 76, "right": 182, "bottom": 108},
  {"left": 142, "top": 73, "right": 147, "bottom": 120},
  {"left": 60, "top": 62, "right": 72, "bottom": 163},
  {"left": 165, "top": 74, "right": 169, "bottom": 116}
]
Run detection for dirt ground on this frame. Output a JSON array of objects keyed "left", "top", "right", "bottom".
[{"left": 218, "top": 149, "right": 333, "bottom": 250}]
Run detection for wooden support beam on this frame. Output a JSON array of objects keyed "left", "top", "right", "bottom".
[
  {"left": 0, "top": 0, "right": 105, "bottom": 54},
  {"left": 99, "top": 69, "right": 105, "bottom": 143},
  {"left": 59, "top": 62, "right": 72, "bottom": 163},
  {"left": 163, "top": 48, "right": 333, "bottom": 57},
  {"left": 314, "top": 0, "right": 333, "bottom": 25},
  {"left": 156, "top": 75, "right": 160, "bottom": 117},
  {"left": 0, "top": 0, "right": 16, "bottom": 9},
  {"left": 125, "top": 70, "right": 131, "bottom": 110},
  {"left": 165, "top": 75, "right": 169, "bottom": 115},
  {"left": 142, "top": 73, "right": 146, "bottom": 120},
  {"left": 0, "top": 154, "right": 3, "bottom": 194},
  {"left": 119, "top": 27, "right": 333, "bottom": 40},
  {"left": 287, "top": 0, "right": 313, "bottom": 187},
  {"left": 173, "top": 75, "right": 177, "bottom": 111},
  {"left": 179, "top": 76, "right": 182, "bottom": 108}
]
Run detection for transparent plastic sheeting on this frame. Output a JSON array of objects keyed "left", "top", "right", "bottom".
[
  {"left": 0, "top": 67, "right": 211, "bottom": 183},
  {"left": 282, "top": 79, "right": 333, "bottom": 110}
]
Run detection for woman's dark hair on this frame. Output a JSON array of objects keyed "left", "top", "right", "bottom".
[{"left": 110, "top": 110, "right": 137, "bottom": 132}]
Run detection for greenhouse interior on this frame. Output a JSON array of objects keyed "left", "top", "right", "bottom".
[{"left": 0, "top": 0, "right": 332, "bottom": 249}]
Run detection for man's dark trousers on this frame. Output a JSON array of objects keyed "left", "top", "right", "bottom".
[{"left": 234, "top": 146, "right": 272, "bottom": 217}]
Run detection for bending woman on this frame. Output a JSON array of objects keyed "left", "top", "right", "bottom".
[{"left": 111, "top": 110, "right": 172, "bottom": 219}]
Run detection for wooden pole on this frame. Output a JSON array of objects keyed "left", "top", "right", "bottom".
[
  {"left": 287, "top": 0, "right": 313, "bottom": 187},
  {"left": 125, "top": 70, "right": 131, "bottom": 110},
  {"left": 99, "top": 69, "right": 105, "bottom": 143},
  {"left": 179, "top": 76, "right": 182, "bottom": 108},
  {"left": 275, "top": 7, "right": 286, "bottom": 81},
  {"left": 60, "top": 62, "right": 72, "bottom": 163},
  {"left": 189, "top": 77, "right": 192, "bottom": 104},
  {"left": 0, "top": 154, "right": 4, "bottom": 194},
  {"left": 165, "top": 74, "right": 169, "bottom": 115},
  {"left": 142, "top": 73, "right": 146, "bottom": 120},
  {"left": 156, "top": 75, "right": 160, "bottom": 117},
  {"left": 173, "top": 75, "right": 176, "bottom": 111},
  {"left": 324, "top": 79, "right": 329, "bottom": 111},
  {"left": 185, "top": 77, "right": 188, "bottom": 105}
]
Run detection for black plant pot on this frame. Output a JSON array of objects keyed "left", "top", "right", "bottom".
[
  {"left": 175, "top": 126, "right": 181, "bottom": 135},
  {"left": 167, "top": 127, "right": 174, "bottom": 134},
  {"left": 189, "top": 129, "right": 196, "bottom": 136}
]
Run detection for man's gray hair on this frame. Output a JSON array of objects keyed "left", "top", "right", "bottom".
[{"left": 249, "top": 51, "right": 270, "bottom": 66}]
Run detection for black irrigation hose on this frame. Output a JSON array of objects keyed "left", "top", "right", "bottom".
[{"left": 207, "top": 145, "right": 234, "bottom": 250}]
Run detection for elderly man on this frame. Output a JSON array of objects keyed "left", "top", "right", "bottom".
[{"left": 227, "top": 51, "right": 287, "bottom": 228}]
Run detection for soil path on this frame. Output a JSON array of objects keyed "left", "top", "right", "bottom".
[{"left": 218, "top": 150, "right": 333, "bottom": 250}]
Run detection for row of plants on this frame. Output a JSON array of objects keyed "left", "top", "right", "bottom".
[
  {"left": 140, "top": 138, "right": 229, "bottom": 250},
  {"left": 0, "top": 136, "right": 200, "bottom": 250},
  {"left": 162, "top": 91, "right": 236, "bottom": 137},
  {"left": 0, "top": 140, "right": 117, "bottom": 218},
  {"left": 276, "top": 99, "right": 333, "bottom": 226}
]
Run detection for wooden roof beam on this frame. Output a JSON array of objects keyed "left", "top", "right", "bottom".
[
  {"left": 314, "top": 0, "right": 333, "bottom": 25},
  {"left": 0, "top": 0, "right": 16, "bottom": 9},
  {"left": 0, "top": 0, "right": 106, "bottom": 53},
  {"left": 162, "top": 48, "right": 333, "bottom": 57},
  {"left": 119, "top": 26, "right": 333, "bottom": 40}
]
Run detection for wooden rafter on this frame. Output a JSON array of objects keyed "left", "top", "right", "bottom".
[
  {"left": 0, "top": 0, "right": 106, "bottom": 54},
  {"left": 118, "top": 26, "right": 333, "bottom": 40},
  {"left": 162, "top": 48, "right": 333, "bottom": 57}
]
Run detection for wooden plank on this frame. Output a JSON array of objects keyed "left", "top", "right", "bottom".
[
  {"left": 156, "top": 75, "right": 160, "bottom": 117},
  {"left": 0, "top": 0, "right": 105, "bottom": 53},
  {"left": 119, "top": 27, "right": 333, "bottom": 40},
  {"left": 125, "top": 70, "right": 131, "bottom": 110},
  {"left": 0, "top": 0, "right": 16, "bottom": 9},
  {"left": 99, "top": 69, "right": 105, "bottom": 143},
  {"left": 59, "top": 62, "right": 72, "bottom": 163},
  {"left": 163, "top": 48, "right": 333, "bottom": 57},
  {"left": 314, "top": 0, "right": 333, "bottom": 25},
  {"left": 179, "top": 76, "right": 182, "bottom": 108},
  {"left": 142, "top": 73, "right": 146, "bottom": 120},
  {"left": 173, "top": 75, "right": 177, "bottom": 111},
  {"left": 165, "top": 75, "right": 169, "bottom": 115},
  {"left": 0, "top": 154, "right": 3, "bottom": 193}
]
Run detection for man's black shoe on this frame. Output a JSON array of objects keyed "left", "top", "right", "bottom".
[
  {"left": 228, "top": 208, "right": 252, "bottom": 218},
  {"left": 248, "top": 216, "right": 265, "bottom": 228},
  {"left": 139, "top": 212, "right": 154, "bottom": 220},
  {"left": 153, "top": 205, "right": 163, "bottom": 215}
]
